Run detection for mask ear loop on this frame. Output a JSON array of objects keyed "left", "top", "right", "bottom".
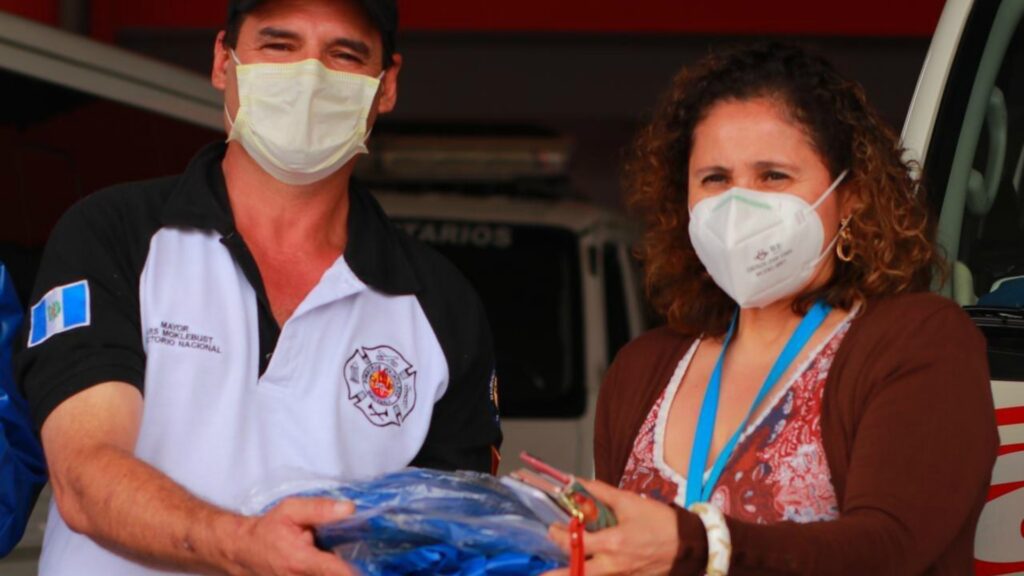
[
  {"left": 223, "top": 49, "right": 244, "bottom": 133},
  {"left": 224, "top": 104, "right": 236, "bottom": 132},
  {"left": 810, "top": 169, "right": 849, "bottom": 211},
  {"left": 816, "top": 215, "right": 851, "bottom": 262},
  {"left": 806, "top": 170, "right": 851, "bottom": 268},
  {"left": 359, "top": 70, "right": 389, "bottom": 146}
]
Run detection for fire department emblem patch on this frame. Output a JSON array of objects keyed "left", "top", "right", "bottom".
[{"left": 345, "top": 345, "right": 417, "bottom": 427}]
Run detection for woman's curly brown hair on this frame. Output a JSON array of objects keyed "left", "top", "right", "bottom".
[{"left": 627, "top": 42, "right": 945, "bottom": 337}]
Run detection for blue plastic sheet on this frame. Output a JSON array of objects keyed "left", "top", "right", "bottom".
[
  {"left": 260, "top": 468, "right": 566, "bottom": 576},
  {"left": 978, "top": 276, "right": 1024, "bottom": 308},
  {"left": 0, "top": 262, "right": 47, "bottom": 556}
]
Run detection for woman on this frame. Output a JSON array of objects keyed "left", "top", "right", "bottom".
[{"left": 547, "top": 43, "right": 997, "bottom": 575}]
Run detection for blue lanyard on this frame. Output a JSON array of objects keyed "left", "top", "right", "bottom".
[{"left": 684, "top": 300, "right": 832, "bottom": 507}]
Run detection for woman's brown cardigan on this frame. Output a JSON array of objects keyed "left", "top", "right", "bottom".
[{"left": 594, "top": 293, "right": 998, "bottom": 575}]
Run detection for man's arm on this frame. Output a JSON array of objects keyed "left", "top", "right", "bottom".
[{"left": 43, "top": 381, "right": 355, "bottom": 576}]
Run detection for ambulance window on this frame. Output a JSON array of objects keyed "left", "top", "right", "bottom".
[
  {"left": 953, "top": 13, "right": 1024, "bottom": 308},
  {"left": 603, "top": 243, "right": 630, "bottom": 365},
  {"left": 394, "top": 220, "right": 586, "bottom": 418},
  {"left": 964, "top": 16, "right": 1024, "bottom": 381},
  {"left": 0, "top": 68, "right": 219, "bottom": 304},
  {"left": 924, "top": 0, "right": 1024, "bottom": 381}
]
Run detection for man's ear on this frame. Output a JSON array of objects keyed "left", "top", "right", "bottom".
[
  {"left": 377, "top": 53, "right": 402, "bottom": 114},
  {"left": 211, "top": 31, "right": 231, "bottom": 91}
]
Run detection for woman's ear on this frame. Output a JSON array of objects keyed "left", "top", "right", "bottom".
[{"left": 839, "top": 179, "right": 866, "bottom": 221}]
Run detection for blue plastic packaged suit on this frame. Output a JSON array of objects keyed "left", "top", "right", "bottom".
[
  {"left": 253, "top": 468, "right": 567, "bottom": 576},
  {"left": 0, "top": 262, "right": 48, "bottom": 556}
]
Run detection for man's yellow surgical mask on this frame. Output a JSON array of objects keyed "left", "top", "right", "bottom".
[{"left": 226, "top": 50, "right": 382, "bottom": 186}]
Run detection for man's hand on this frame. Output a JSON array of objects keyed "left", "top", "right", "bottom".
[
  {"left": 543, "top": 479, "right": 680, "bottom": 576},
  {"left": 228, "top": 497, "right": 357, "bottom": 576}
]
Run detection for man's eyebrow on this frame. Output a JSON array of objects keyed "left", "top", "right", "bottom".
[
  {"left": 326, "top": 37, "right": 371, "bottom": 57},
  {"left": 255, "top": 28, "right": 371, "bottom": 58},
  {"left": 257, "top": 26, "right": 301, "bottom": 41}
]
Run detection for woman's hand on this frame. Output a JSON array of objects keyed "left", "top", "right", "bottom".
[{"left": 544, "top": 479, "right": 680, "bottom": 576}]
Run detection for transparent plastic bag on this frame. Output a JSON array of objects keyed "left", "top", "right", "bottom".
[{"left": 252, "top": 468, "right": 567, "bottom": 576}]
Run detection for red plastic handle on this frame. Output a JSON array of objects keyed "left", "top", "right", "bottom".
[{"left": 570, "top": 515, "right": 585, "bottom": 576}]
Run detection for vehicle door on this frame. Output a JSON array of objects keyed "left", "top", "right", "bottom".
[{"left": 905, "top": 0, "right": 1024, "bottom": 572}]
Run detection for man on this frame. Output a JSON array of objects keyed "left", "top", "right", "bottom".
[
  {"left": 16, "top": 1, "right": 501, "bottom": 574},
  {"left": 0, "top": 262, "right": 46, "bottom": 557}
]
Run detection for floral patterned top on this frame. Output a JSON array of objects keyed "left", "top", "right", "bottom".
[{"left": 619, "top": 318, "right": 854, "bottom": 524}]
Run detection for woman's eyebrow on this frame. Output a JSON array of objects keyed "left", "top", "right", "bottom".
[
  {"left": 693, "top": 165, "right": 730, "bottom": 177},
  {"left": 752, "top": 160, "right": 801, "bottom": 172}
]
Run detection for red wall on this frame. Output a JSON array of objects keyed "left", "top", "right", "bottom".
[
  {"left": 0, "top": 0, "right": 57, "bottom": 24},
  {"left": 1, "top": 0, "right": 946, "bottom": 40},
  {"left": 399, "top": 0, "right": 946, "bottom": 37}
]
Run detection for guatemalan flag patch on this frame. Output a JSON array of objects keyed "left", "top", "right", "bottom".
[{"left": 28, "top": 280, "right": 90, "bottom": 347}]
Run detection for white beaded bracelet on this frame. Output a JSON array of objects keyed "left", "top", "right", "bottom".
[{"left": 689, "top": 502, "right": 732, "bottom": 576}]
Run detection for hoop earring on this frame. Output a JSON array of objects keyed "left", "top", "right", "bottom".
[{"left": 836, "top": 218, "right": 854, "bottom": 263}]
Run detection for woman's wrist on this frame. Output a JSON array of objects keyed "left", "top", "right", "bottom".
[
  {"left": 667, "top": 505, "right": 713, "bottom": 575},
  {"left": 688, "top": 502, "right": 732, "bottom": 576}
]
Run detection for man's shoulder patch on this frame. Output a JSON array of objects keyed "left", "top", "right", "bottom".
[{"left": 28, "top": 280, "right": 91, "bottom": 347}]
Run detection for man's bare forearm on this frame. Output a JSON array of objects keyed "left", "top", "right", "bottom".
[
  {"left": 55, "top": 443, "right": 247, "bottom": 575},
  {"left": 40, "top": 384, "right": 352, "bottom": 575}
]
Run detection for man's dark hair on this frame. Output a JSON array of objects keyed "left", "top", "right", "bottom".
[{"left": 224, "top": 0, "right": 398, "bottom": 67}]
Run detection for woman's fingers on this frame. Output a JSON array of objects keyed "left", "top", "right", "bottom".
[
  {"left": 548, "top": 523, "right": 571, "bottom": 552},
  {"left": 546, "top": 482, "right": 665, "bottom": 575},
  {"left": 541, "top": 557, "right": 619, "bottom": 576},
  {"left": 575, "top": 527, "right": 620, "bottom": 556},
  {"left": 575, "top": 478, "right": 626, "bottom": 509},
  {"left": 549, "top": 522, "right": 626, "bottom": 558}
]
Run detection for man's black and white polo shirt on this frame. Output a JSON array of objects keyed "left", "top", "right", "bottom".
[{"left": 17, "top": 142, "right": 502, "bottom": 575}]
